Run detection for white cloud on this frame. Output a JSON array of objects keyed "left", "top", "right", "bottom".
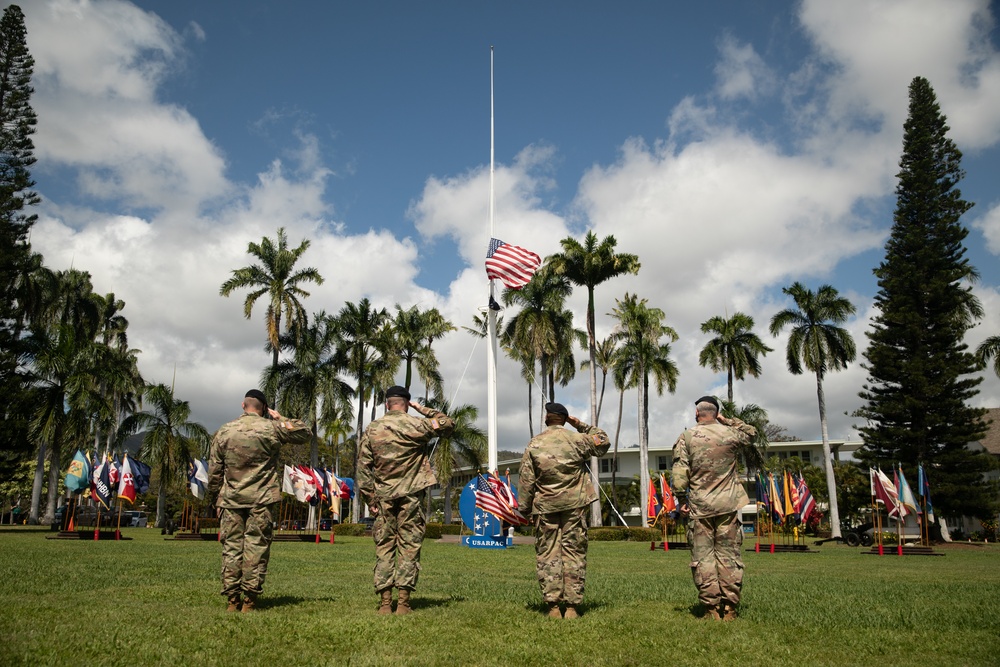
[
  {"left": 973, "top": 201, "right": 1000, "bottom": 256},
  {"left": 714, "top": 33, "right": 774, "bottom": 101},
  {"left": 20, "top": 0, "right": 1000, "bottom": 455}
]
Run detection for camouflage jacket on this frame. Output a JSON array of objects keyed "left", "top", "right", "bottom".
[
  {"left": 670, "top": 417, "right": 755, "bottom": 518},
  {"left": 518, "top": 421, "right": 610, "bottom": 516},
  {"left": 356, "top": 407, "right": 455, "bottom": 503},
  {"left": 207, "top": 412, "right": 310, "bottom": 509}
]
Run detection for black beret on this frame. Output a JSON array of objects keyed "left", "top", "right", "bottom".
[
  {"left": 385, "top": 385, "right": 411, "bottom": 400},
  {"left": 695, "top": 395, "right": 720, "bottom": 410},
  {"left": 545, "top": 402, "right": 568, "bottom": 417},
  {"left": 245, "top": 389, "right": 268, "bottom": 407}
]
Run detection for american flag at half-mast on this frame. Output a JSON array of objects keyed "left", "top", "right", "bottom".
[
  {"left": 474, "top": 473, "right": 529, "bottom": 525},
  {"left": 485, "top": 238, "right": 541, "bottom": 289}
]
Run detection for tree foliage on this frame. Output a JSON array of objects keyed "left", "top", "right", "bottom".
[
  {"left": 0, "top": 4, "right": 39, "bottom": 478},
  {"left": 770, "top": 281, "right": 856, "bottom": 538},
  {"left": 856, "top": 76, "right": 995, "bottom": 520}
]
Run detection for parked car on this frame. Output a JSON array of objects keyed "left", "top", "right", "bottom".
[
  {"left": 318, "top": 518, "right": 338, "bottom": 530},
  {"left": 127, "top": 511, "right": 148, "bottom": 527}
]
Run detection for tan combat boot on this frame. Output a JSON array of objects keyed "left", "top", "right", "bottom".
[
  {"left": 704, "top": 605, "right": 721, "bottom": 620},
  {"left": 563, "top": 606, "right": 580, "bottom": 619},
  {"left": 241, "top": 594, "right": 257, "bottom": 613},
  {"left": 395, "top": 588, "right": 412, "bottom": 615},
  {"left": 547, "top": 603, "right": 562, "bottom": 619},
  {"left": 720, "top": 603, "right": 738, "bottom": 621},
  {"left": 226, "top": 595, "right": 242, "bottom": 612},
  {"left": 377, "top": 589, "right": 393, "bottom": 615}
]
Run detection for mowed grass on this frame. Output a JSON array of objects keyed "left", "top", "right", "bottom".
[{"left": 0, "top": 527, "right": 998, "bottom": 667}]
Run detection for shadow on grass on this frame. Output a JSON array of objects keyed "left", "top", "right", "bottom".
[{"left": 410, "top": 595, "right": 460, "bottom": 611}]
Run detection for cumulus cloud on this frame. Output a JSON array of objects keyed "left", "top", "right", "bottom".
[{"left": 19, "top": 0, "right": 1000, "bottom": 454}]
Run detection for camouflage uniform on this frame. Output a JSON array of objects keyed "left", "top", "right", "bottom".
[
  {"left": 670, "top": 416, "right": 755, "bottom": 613},
  {"left": 518, "top": 421, "right": 610, "bottom": 607},
  {"left": 207, "top": 412, "right": 310, "bottom": 602},
  {"left": 356, "top": 406, "right": 454, "bottom": 593}
]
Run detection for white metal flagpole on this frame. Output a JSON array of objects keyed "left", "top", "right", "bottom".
[{"left": 486, "top": 45, "right": 499, "bottom": 474}]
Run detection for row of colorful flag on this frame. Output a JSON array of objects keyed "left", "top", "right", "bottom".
[
  {"left": 64, "top": 449, "right": 151, "bottom": 511},
  {"left": 870, "top": 464, "right": 934, "bottom": 523},
  {"left": 281, "top": 465, "right": 354, "bottom": 521},
  {"left": 756, "top": 471, "right": 817, "bottom": 525}
]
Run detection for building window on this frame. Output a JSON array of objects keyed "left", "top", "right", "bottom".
[
  {"left": 657, "top": 455, "right": 669, "bottom": 471},
  {"left": 599, "top": 458, "right": 618, "bottom": 474}
]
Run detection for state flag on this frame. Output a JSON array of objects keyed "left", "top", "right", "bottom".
[{"left": 64, "top": 450, "right": 91, "bottom": 493}]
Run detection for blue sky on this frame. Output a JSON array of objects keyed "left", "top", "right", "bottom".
[{"left": 18, "top": 0, "right": 1000, "bottom": 453}]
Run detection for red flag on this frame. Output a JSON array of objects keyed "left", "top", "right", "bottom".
[
  {"left": 485, "top": 238, "right": 541, "bottom": 289},
  {"left": 872, "top": 468, "right": 900, "bottom": 517},
  {"left": 647, "top": 479, "right": 660, "bottom": 521},
  {"left": 117, "top": 455, "right": 136, "bottom": 505},
  {"left": 659, "top": 474, "right": 676, "bottom": 513}
]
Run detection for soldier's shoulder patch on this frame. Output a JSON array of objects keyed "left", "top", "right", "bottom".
[
  {"left": 430, "top": 418, "right": 439, "bottom": 429},
  {"left": 592, "top": 434, "right": 602, "bottom": 445}
]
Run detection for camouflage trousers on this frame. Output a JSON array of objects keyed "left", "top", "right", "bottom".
[
  {"left": 220, "top": 504, "right": 275, "bottom": 598},
  {"left": 534, "top": 506, "right": 588, "bottom": 605},
  {"left": 372, "top": 491, "right": 426, "bottom": 592},
  {"left": 689, "top": 512, "right": 744, "bottom": 608}
]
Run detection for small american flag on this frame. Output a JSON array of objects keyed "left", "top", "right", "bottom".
[
  {"left": 485, "top": 238, "right": 541, "bottom": 290},
  {"left": 474, "top": 474, "right": 529, "bottom": 525}
]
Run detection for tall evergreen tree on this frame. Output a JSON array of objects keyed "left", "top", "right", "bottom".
[
  {"left": 0, "top": 5, "right": 39, "bottom": 477},
  {"left": 856, "top": 76, "right": 994, "bottom": 520}
]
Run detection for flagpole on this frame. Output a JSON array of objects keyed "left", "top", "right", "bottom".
[{"left": 486, "top": 45, "right": 499, "bottom": 475}]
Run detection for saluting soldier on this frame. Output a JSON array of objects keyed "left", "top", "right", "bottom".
[
  {"left": 207, "top": 389, "right": 310, "bottom": 612},
  {"left": 518, "top": 402, "right": 610, "bottom": 619},
  {"left": 671, "top": 395, "right": 756, "bottom": 621},
  {"left": 356, "top": 386, "right": 455, "bottom": 615}
]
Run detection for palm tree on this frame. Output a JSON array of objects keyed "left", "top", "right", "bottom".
[
  {"left": 502, "top": 266, "right": 574, "bottom": 428},
  {"left": 24, "top": 323, "right": 98, "bottom": 524},
  {"left": 393, "top": 305, "right": 453, "bottom": 401},
  {"left": 269, "top": 312, "right": 353, "bottom": 465},
  {"left": 976, "top": 335, "right": 1000, "bottom": 378},
  {"left": 466, "top": 311, "right": 542, "bottom": 437},
  {"left": 118, "top": 383, "right": 211, "bottom": 528},
  {"left": 268, "top": 311, "right": 354, "bottom": 528},
  {"left": 769, "top": 282, "right": 856, "bottom": 539},
  {"left": 26, "top": 269, "right": 102, "bottom": 524},
  {"left": 330, "top": 299, "right": 391, "bottom": 521},
  {"left": 424, "top": 397, "right": 486, "bottom": 524},
  {"left": 609, "top": 293, "right": 679, "bottom": 527},
  {"left": 581, "top": 335, "right": 619, "bottom": 426},
  {"left": 699, "top": 312, "right": 773, "bottom": 404},
  {"left": 547, "top": 232, "right": 640, "bottom": 526},
  {"left": 421, "top": 307, "right": 455, "bottom": 401},
  {"left": 220, "top": 227, "right": 324, "bottom": 372}
]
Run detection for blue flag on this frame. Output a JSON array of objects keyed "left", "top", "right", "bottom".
[
  {"left": 131, "top": 459, "right": 151, "bottom": 494},
  {"left": 93, "top": 457, "right": 114, "bottom": 511}
]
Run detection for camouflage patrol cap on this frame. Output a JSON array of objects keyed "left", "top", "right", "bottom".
[
  {"left": 245, "top": 389, "right": 268, "bottom": 409},
  {"left": 385, "top": 385, "right": 411, "bottom": 400},
  {"left": 545, "top": 402, "right": 568, "bottom": 417},
  {"left": 695, "top": 395, "right": 719, "bottom": 410}
]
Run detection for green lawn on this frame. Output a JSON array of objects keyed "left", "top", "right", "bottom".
[{"left": 1, "top": 527, "right": 997, "bottom": 666}]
